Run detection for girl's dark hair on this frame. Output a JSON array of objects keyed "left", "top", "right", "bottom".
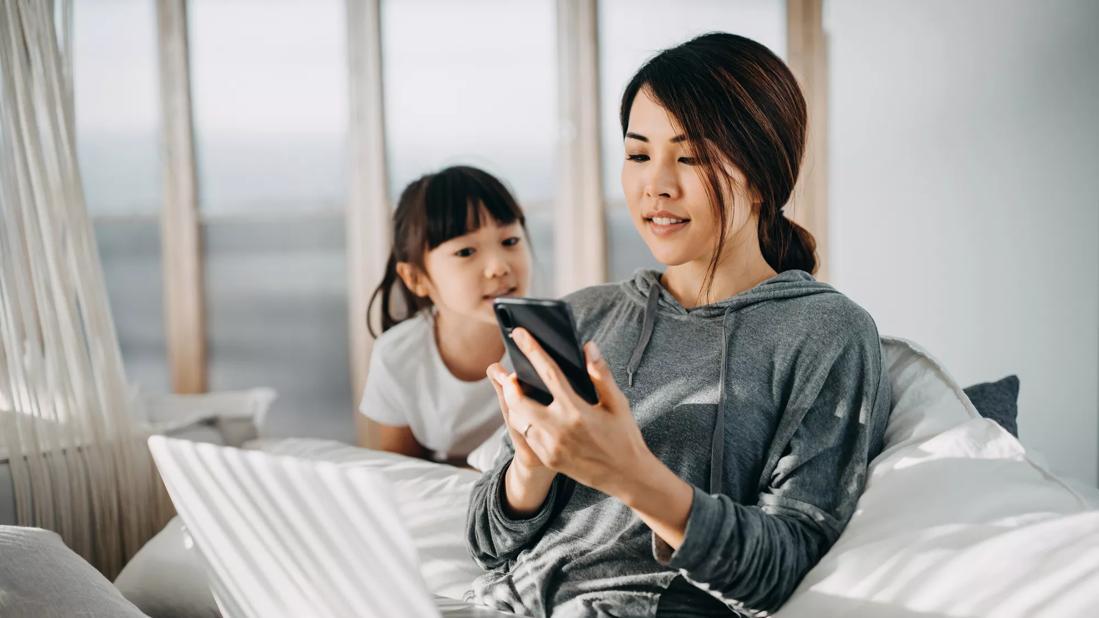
[
  {"left": 367, "top": 165, "right": 526, "bottom": 337},
  {"left": 620, "top": 32, "right": 817, "bottom": 295}
]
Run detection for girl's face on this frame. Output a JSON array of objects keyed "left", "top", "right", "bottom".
[
  {"left": 401, "top": 213, "right": 531, "bottom": 327},
  {"left": 621, "top": 89, "right": 759, "bottom": 268}
]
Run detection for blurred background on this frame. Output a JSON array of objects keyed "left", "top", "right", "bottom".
[{"left": 75, "top": 0, "right": 1097, "bottom": 485}]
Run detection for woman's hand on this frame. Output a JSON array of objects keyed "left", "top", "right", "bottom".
[
  {"left": 494, "top": 328, "right": 695, "bottom": 549},
  {"left": 486, "top": 362, "right": 546, "bottom": 473},
  {"left": 487, "top": 361, "right": 556, "bottom": 518},
  {"left": 496, "top": 328, "right": 654, "bottom": 499}
]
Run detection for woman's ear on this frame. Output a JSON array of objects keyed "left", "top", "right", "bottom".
[{"left": 395, "top": 262, "right": 429, "bottom": 298}]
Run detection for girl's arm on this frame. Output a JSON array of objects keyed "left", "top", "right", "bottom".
[
  {"left": 363, "top": 418, "right": 428, "bottom": 459},
  {"left": 360, "top": 339, "right": 431, "bottom": 460}
]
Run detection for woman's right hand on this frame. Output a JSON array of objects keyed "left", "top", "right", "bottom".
[
  {"left": 488, "top": 363, "right": 556, "bottom": 517},
  {"left": 487, "top": 363, "right": 544, "bottom": 471}
]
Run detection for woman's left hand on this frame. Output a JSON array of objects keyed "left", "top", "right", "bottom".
[{"left": 491, "top": 327, "right": 653, "bottom": 498}]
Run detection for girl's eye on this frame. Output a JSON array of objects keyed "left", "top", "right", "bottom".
[
  {"left": 678, "top": 157, "right": 700, "bottom": 165},
  {"left": 454, "top": 247, "right": 476, "bottom": 258},
  {"left": 502, "top": 236, "right": 521, "bottom": 247},
  {"left": 626, "top": 154, "right": 649, "bottom": 162}
]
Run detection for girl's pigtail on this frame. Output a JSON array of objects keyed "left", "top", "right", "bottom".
[{"left": 367, "top": 252, "right": 401, "bottom": 338}]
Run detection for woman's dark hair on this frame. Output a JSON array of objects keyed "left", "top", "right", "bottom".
[
  {"left": 620, "top": 32, "right": 817, "bottom": 295},
  {"left": 367, "top": 165, "right": 527, "bottom": 337}
]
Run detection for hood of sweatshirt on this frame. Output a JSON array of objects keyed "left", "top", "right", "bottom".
[{"left": 620, "top": 268, "right": 838, "bottom": 389}]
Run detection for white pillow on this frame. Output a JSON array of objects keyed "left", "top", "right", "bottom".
[
  {"left": 111, "top": 388, "right": 277, "bottom": 615},
  {"left": 256, "top": 439, "right": 484, "bottom": 600},
  {"left": 776, "top": 337, "right": 1099, "bottom": 618},
  {"left": 113, "top": 517, "right": 219, "bottom": 618},
  {"left": 139, "top": 387, "right": 276, "bottom": 445},
  {"left": 467, "top": 425, "right": 507, "bottom": 472},
  {"left": 0, "top": 525, "right": 148, "bottom": 617}
]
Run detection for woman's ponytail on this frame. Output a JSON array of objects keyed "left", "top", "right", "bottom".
[{"left": 758, "top": 204, "right": 818, "bottom": 275}]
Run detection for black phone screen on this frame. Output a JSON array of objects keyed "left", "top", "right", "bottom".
[{"left": 493, "top": 298, "right": 599, "bottom": 406}]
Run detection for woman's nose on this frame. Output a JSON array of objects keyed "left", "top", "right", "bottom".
[{"left": 643, "top": 162, "right": 680, "bottom": 200}]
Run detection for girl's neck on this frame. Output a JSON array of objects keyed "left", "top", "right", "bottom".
[
  {"left": 432, "top": 310, "right": 504, "bottom": 382},
  {"left": 661, "top": 224, "right": 778, "bottom": 309}
]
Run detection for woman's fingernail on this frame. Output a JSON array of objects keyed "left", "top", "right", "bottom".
[
  {"left": 512, "top": 328, "right": 529, "bottom": 348},
  {"left": 587, "top": 342, "right": 603, "bottom": 363}
]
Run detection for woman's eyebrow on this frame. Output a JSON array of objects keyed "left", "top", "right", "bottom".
[{"left": 625, "top": 132, "right": 687, "bottom": 143}]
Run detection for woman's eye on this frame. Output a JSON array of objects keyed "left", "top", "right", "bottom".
[
  {"left": 502, "top": 236, "right": 521, "bottom": 247},
  {"left": 454, "top": 248, "right": 476, "bottom": 258},
  {"left": 626, "top": 154, "right": 649, "bottom": 162},
  {"left": 678, "top": 157, "right": 700, "bottom": 165}
]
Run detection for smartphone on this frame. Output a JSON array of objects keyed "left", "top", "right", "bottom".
[{"left": 493, "top": 297, "right": 599, "bottom": 407}]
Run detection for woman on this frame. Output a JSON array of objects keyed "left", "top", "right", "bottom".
[{"left": 466, "top": 33, "right": 891, "bottom": 617}]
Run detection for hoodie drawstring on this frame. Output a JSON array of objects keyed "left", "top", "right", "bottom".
[
  {"left": 624, "top": 279, "right": 729, "bottom": 495},
  {"left": 626, "top": 283, "right": 661, "bottom": 387},
  {"left": 710, "top": 307, "right": 733, "bottom": 494}
]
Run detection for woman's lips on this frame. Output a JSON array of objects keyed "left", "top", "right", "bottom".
[{"left": 646, "top": 218, "right": 689, "bottom": 237}]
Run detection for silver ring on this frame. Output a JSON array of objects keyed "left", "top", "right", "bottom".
[{"left": 523, "top": 422, "right": 533, "bottom": 438}]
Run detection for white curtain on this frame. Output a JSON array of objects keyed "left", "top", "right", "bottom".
[{"left": 0, "top": 0, "right": 172, "bottom": 578}]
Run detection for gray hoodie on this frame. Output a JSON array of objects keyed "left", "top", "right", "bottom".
[{"left": 465, "top": 269, "right": 891, "bottom": 617}]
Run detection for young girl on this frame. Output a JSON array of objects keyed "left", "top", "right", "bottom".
[
  {"left": 359, "top": 165, "right": 531, "bottom": 465},
  {"left": 467, "top": 33, "right": 891, "bottom": 617}
]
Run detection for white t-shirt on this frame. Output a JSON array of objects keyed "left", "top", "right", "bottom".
[{"left": 359, "top": 312, "right": 504, "bottom": 461}]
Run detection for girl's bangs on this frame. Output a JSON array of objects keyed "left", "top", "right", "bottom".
[{"left": 422, "top": 167, "right": 524, "bottom": 249}]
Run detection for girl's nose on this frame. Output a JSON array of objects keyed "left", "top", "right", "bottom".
[{"left": 485, "top": 251, "right": 511, "bottom": 278}]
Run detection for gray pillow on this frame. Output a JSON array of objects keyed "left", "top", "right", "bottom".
[
  {"left": 0, "top": 525, "right": 148, "bottom": 617},
  {"left": 963, "top": 375, "right": 1020, "bottom": 438}
]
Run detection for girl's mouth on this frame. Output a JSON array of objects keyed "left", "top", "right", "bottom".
[{"left": 483, "top": 286, "right": 517, "bottom": 300}]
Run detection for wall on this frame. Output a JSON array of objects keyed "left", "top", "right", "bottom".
[{"left": 827, "top": 0, "right": 1099, "bottom": 484}]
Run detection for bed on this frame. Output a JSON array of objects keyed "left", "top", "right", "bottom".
[{"left": 6, "top": 338, "right": 1097, "bottom": 617}]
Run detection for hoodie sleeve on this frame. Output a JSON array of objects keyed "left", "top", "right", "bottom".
[
  {"left": 651, "top": 324, "right": 891, "bottom": 614},
  {"left": 465, "top": 434, "right": 572, "bottom": 570}
]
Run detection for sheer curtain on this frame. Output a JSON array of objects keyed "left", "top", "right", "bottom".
[{"left": 0, "top": 0, "right": 171, "bottom": 577}]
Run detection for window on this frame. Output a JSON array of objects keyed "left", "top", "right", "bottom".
[
  {"left": 189, "top": 0, "right": 347, "bottom": 214},
  {"left": 73, "top": 0, "right": 168, "bottom": 392},
  {"left": 381, "top": 0, "right": 557, "bottom": 294},
  {"left": 188, "top": 0, "right": 352, "bottom": 439}
]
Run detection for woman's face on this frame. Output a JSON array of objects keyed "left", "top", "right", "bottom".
[
  {"left": 621, "top": 89, "right": 758, "bottom": 268},
  {"left": 403, "top": 212, "right": 531, "bottom": 327}
]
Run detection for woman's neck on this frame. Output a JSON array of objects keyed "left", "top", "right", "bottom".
[
  {"left": 433, "top": 310, "right": 505, "bottom": 382},
  {"left": 660, "top": 224, "right": 778, "bottom": 309}
]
